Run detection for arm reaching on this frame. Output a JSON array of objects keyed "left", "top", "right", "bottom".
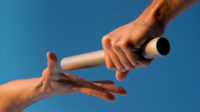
[
  {"left": 0, "top": 52, "right": 126, "bottom": 112},
  {"left": 102, "top": 0, "right": 198, "bottom": 81}
]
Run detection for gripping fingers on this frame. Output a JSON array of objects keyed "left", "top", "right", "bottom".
[
  {"left": 116, "top": 71, "right": 130, "bottom": 81},
  {"left": 102, "top": 38, "right": 125, "bottom": 71},
  {"left": 132, "top": 53, "right": 153, "bottom": 67},
  {"left": 121, "top": 47, "right": 152, "bottom": 67},
  {"left": 113, "top": 46, "right": 135, "bottom": 70},
  {"left": 108, "top": 47, "right": 126, "bottom": 71},
  {"left": 104, "top": 47, "right": 124, "bottom": 71},
  {"left": 104, "top": 52, "right": 115, "bottom": 70},
  {"left": 102, "top": 38, "right": 115, "bottom": 70}
]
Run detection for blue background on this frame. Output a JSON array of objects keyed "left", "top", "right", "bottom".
[{"left": 0, "top": 0, "right": 200, "bottom": 112}]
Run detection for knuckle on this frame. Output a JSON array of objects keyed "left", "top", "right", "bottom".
[
  {"left": 102, "top": 36, "right": 110, "bottom": 45},
  {"left": 102, "top": 35, "right": 108, "bottom": 39},
  {"left": 111, "top": 41, "right": 117, "bottom": 47},
  {"left": 113, "top": 46, "right": 121, "bottom": 52},
  {"left": 118, "top": 41, "right": 128, "bottom": 47},
  {"left": 113, "top": 41, "right": 128, "bottom": 51}
]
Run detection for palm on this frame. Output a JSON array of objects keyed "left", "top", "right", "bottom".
[{"left": 41, "top": 52, "right": 126, "bottom": 101}]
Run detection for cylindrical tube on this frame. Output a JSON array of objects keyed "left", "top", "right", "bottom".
[
  {"left": 143, "top": 37, "right": 170, "bottom": 58},
  {"left": 61, "top": 37, "right": 170, "bottom": 71},
  {"left": 61, "top": 50, "right": 105, "bottom": 70}
]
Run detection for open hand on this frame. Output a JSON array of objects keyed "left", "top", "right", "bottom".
[{"left": 41, "top": 52, "right": 126, "bottom": 101}]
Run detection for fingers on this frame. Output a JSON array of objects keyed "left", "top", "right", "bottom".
[
  {"left": 93, "top": 83, "right": 126, "bottom": 95},
  {"left": 102, "top": 35, "right": 153, "bottom": 81},
  {"left": 115, "top": 71, "right": 130, "bottom": 81},
  {"left": 53, "top": 73, "right": 126, "bottom": 101},
  {"left": 93, "top": 80, "right": 114, "bottom": 85},
  {"left": 106, "top": 48, "right": 124, "bottom": 71},
  {"left": 113, "top": 46, "right": 135, "bottom": 70},
  {"left": 93, "top": 81, "right": 126, "bottom": 95},
  {"left": 47, "top": 52, "right": 59, "bottom": 69},
  {"left": 121, "top": 48, "right": 153, "bottom": 67},
  {"left": 78, "top": 78, "right": 127, "bottom": 101},
  {"left": 80, "top": 87, "right": 115, "bottom": 102},
  {"left": 103, "top": 49, "right": 115, "bottom": 70},
  {"left": 44, "top": 52, "right": 63, "bottom": 81},
  {"left": 102, "top": 39, "right": 123, "bottom": 71},
  {"left": 102, "top": 36, "right": 136, "bottom": 72}
]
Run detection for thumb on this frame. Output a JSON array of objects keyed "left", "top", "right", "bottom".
[
  {"left": 115, "top": 71, "right": 130, "bottom": 81},
  {"left": 47, "top": 52, "right": 59, "bottom": 70}
]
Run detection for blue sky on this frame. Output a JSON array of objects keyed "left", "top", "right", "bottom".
[{"left": 0, "top": 0, "right": 200, "bottom": 112}]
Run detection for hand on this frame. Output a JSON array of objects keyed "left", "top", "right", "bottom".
[
  {"left": 102, "top": 16, "right": 165, "bottom": 81},
  {"left": 41, "top": 52, "right": 126, "bottom": 101}
]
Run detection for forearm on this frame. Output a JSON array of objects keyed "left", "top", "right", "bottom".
[
  {"left": 137, "top": 0, "right": 198, "bottom": 27},
  {"left": 0, "top": 78, "right": 49, "bottom": 112}
]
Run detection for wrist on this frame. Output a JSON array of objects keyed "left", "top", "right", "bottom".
[
  {"left": 136, "top": 0, "right": 168, "bottom": 29},
  {"left": 0, "top": 78, "right": 50, "bottom": 112},
  {"left": 33, "top": 77, "right": 56, "bottom": 97},
  {"left": 17, "top": 77, "right": 56, "bottom": 111},
  {"left": 18, "top": 78, "right": 50, "bottom": 111},
  {"left": 132, "top": 13, "right": 166, "bottom": 37}
]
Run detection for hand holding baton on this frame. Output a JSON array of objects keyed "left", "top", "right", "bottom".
[{"left": 61, "top": 37, "right": 170, "bottom": 71}]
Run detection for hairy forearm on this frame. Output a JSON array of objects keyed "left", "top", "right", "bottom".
[
  {"left": 137, "top": 0, "right": 198, "bottom": 27},
  {"left": 0, "top": 78, "right": 48, "bottom": 112}
]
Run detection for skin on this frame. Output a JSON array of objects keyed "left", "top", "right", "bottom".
[
  {"left": 0, "top": 52, "right": 126, "bottom": 112},
  {"left": 102, "top": 0, "right": 198, "bottom": 81},
  {"left": 0, "top": 0, "right": 198, "bottom": 111}
]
